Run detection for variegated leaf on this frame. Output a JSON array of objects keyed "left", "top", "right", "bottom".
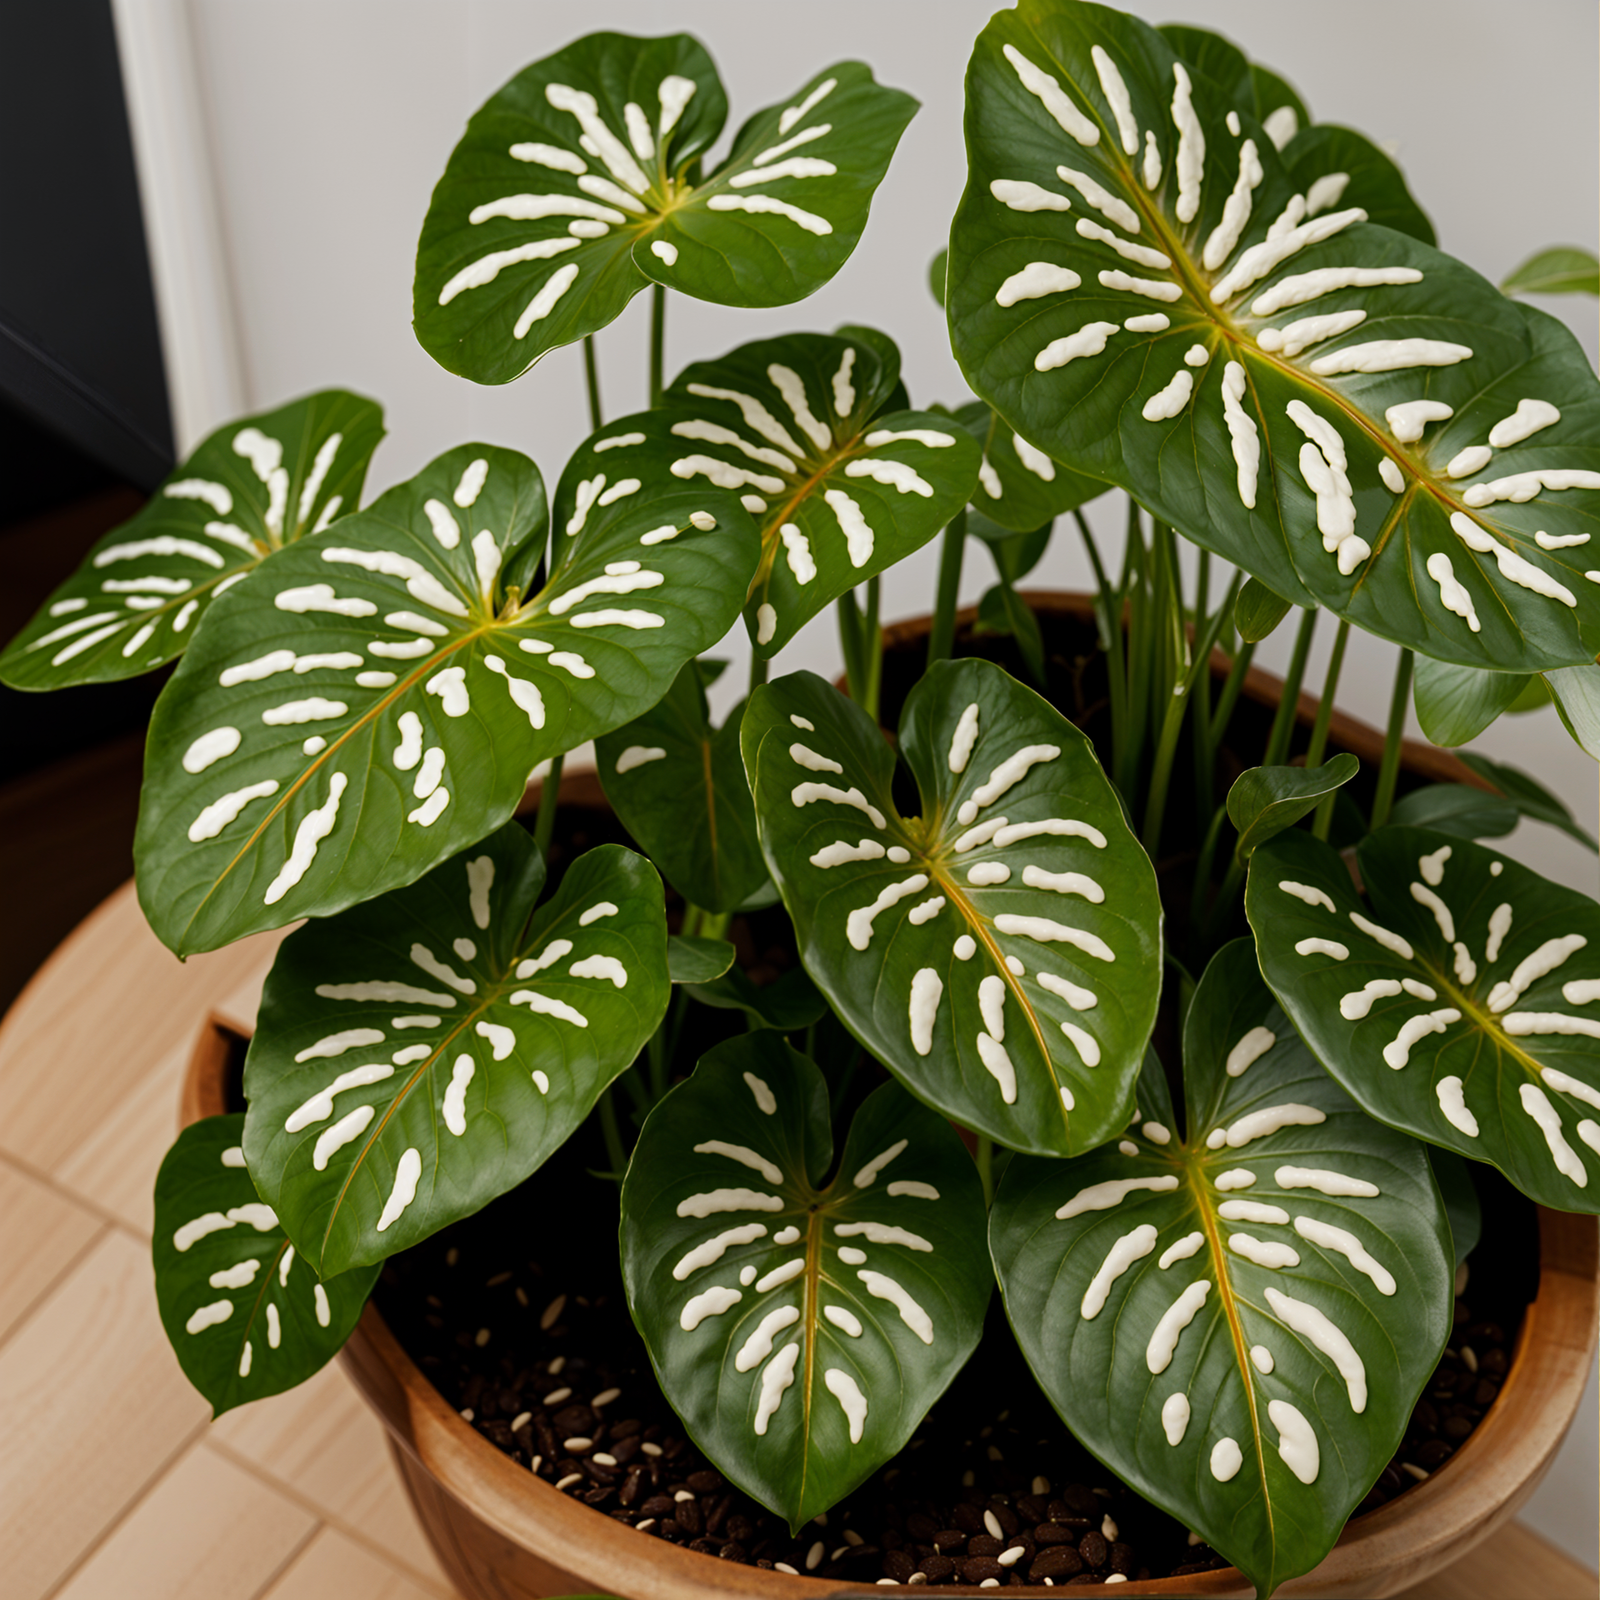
[
  {"left": 0, "top": 390, "right": 383, "bottom": 687},
  {"left": 620, "top": 1032, "right": 990, "bottom": 1529},
  {"left": 952, "top": 399, "right": 1106, "bottom": 532},
  {"left": 243, "top": 825, "right": 668, "bottom": 1274},
  {"left": 134, "top": 442, "right": 757, "bottom": 955}
]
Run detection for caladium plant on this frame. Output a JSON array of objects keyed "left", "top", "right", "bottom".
[{"left": 5, "top": 9, "right": 1593, "bottom": 1598}]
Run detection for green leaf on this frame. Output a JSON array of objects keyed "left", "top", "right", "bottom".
[
  {"left": 1428, "top": 1146, "right": 1482, "bottom": 1268},
  {"left": 989, "top": 939, "right": 1452, "bottom": 1598},
  {"left": 133, "top": 442, "right": 757, "bottom": 955},
  {"left": 413, "top": 32, "right": 915, "bottom": 383},
  {"left": 974, "top": 581, "right": 1048, "bottom": 686},
  {"left": 561, "top": 329, "right": 979, "bottom": 657},
  {"left": 153, "top": 1114, "right": 378, "bottom": 1415},
  {"left": 0, "top": 391, "right": 383, "bottom": 689},
  {"left": 1226, "top": 754, "right": 1360, "bottom": 859},
  {"left": 952, "top": 399, "right": 1106, "bottom": 532},
  {"left": 1387, "top": 783, "right": 1517, "bottom": 841},
  {"left": 596, "top": 663, "right": 764, "bottom": 913},
  {"left": 1248, "top": 824, "right": 1600, "bottom": 1213},
  {"left": 1281, "top": 125, "right": 1434, "bottom": 248},
  {"left": 685, "top": 963, "right": 828, "bottom": 1032},
  {"left": 1502, "top": 246, "right": 1600, "bottom": 298},
  {"left": 1455, "top": 750, "right": 1597, "bottom": 850},
  {"left": 1249, "top": 66, "right": 1311, "bottom": 148},
  {"left": 619, "top": 1032, "right": 990, "bottom": 1529},
  {"left": 669, "top": 935, "right": 737, "bottom": 983},
  {"left": 741, "top": 659, "right": 1162, "bottom": 1157},
  {"left": 928, "top": 247, "right": 949, "bottom": 306},
  {"left": 1546, "top": 663, "right": 1600, "bottom": 760},
  {"left": 1234, "top": 577, "right": 1293, "bottom": 643},
  {"left": 1412, "top": 657, "right": 1530, "bottom": 746},
  {"left": 243, "top": 825, "right": 668, "bottom": 1274},
  {"left": 948, "top": 3, "right": 1600, "bottom": 672}
]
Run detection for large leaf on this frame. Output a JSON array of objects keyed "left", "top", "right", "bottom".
[
  {"left": 1249, "top": 824, "right": 1600, "bottom": 1213},
  {"left": 741, "top": 659, "right": 1162, "bottom": 1156},
  {"left": 948, "top": 2, "right": 1600, "bottom": 672},
  {"left": 619, "top": 1032, "right": 990, "bottom": 1529},
  {"left": 0, "top": 391, "right": 383, "bottom": 688},
  {"left": 951, "top": 398, "right": 1106, "bottom": 531},
  {"left": 413, "top": 31, "right": 915, "bottom": 382},
  {"left": 1412, "top": 657, "right": 1531, "bottom": 747},
  {"left": 153, "top": 1114, "right": 378, "bottom": 1415},
  {"left": 595, "top": 662, "right": 764, "bottom": 914},
  {"left": 243, "top": 826, "right": 668, "bottom": 1274},
  {"left": 134, "top": 441, "right": 757, "bottom": 954},
  {"left": 560, "top": 330, "right": 980, "bottom": 656},
  {"left": 1501, "top": 246, "right": 1600, "bottom": 299},
  {"left": 990, "top": 939, "right": 1452, "bottom": 1598}
]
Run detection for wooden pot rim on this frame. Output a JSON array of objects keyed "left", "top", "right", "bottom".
[{"left": 182, "top": 608, "right": 1597, "bottom": 1597}]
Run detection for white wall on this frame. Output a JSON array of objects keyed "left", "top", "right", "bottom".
[{"left": 127, "top": 0, "right": 1596, "bottom": 1564}]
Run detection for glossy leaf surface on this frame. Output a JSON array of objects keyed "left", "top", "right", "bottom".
[
  {"left": 414, "top": 31, "right": 915, "bottom": 382},
  {"left": 949, "top": 2, "right": 1600, "bottom": 671},
  {"left": 1547, "top": 664, "right": 1600, "bottom": 761},
  {"left": 1, "top": 391, "right": 383, "bottom": 688},
  {"left": 596, "top": 662, "right": 764, "bottom": 913},
  {"left": 1387, "top": 784, "right": 1516, "bottom": 842},
  {"left": 153, "top": 1114, "right": 377, "bottom": 1415},
  {"left": 1234, "top": 578, "right": 1292, "bottom": 643},
  {"left": 990, "top": 939, "right": 1452, "bottom": 1597},
  {"left": 669, "top": 935, "right": 737, "bottom": 984},
  {"left": 1501, "top": 246, "right": 1600, "bottom": 298},
  {"left": 1456, "top": 751, "right": 1596, "bottom": 850},
  {"left": 1412, "top": 657, "right": 1530, "bottom": 747},
  {"left": 620, "top": 1033, "right": 989, "bottom": 1529},
  {"left": 1226, "top": 755, "right": 1359, "bottom": 859},
  {"left": 685, "top": 964, "right": 830, "bottom": 1032},
  {"left": 952, "top": 399, "right": 1105, "bottom": 532},
  {"left": 1249, "top": 825, "right": 1600, "bottom": 1212},
  {"left": 243, "top": 825, "right": 668, "bottom": 1274},
  {"left": 742, "top": 659, "right": 1162, "bottom": 1156},
  {"left": 135, "top": 442, "right": 756, "bottom": 954}
]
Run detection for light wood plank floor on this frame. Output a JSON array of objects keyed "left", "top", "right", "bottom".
[{"left": 0, "top": 882, "right": 1592, "bottom": 1599}]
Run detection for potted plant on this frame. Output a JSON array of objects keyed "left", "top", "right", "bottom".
[{"left": 5, "top": 3, "right": 1598, "bottom": 1595}]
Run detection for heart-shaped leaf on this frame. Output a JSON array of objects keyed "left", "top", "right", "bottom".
[
  {"left": 1546, "top": 663, "right": 1600, "bottom": 761},
  {"left": 1248, "top": 824, "right": 1600, "bottom": 1213},
  {"left": 1387, "top": 784, "right": 1517, "bottom": 841},
  {"left": 619, "top": 1032, "right": 990, "bottom": 1529},
  {"left": 1456, "top": 751, "right": 1597, "bottom": 850},
  {"left": 153, "top": 1114, "right": 378, "bottom": 1415},
  {"left": 952, "top": 399, "right": 1105, "bottom": 532},
  {"left": 558, "top": 330, "right": 981, "bottom": 656},
  {"left": 0, "top": 390, "right": 383, "bottom": 688},
  {"left": 1226, "top": 754, "right": 1359, "bottom": 859},
  {"left": 1233, "top": 578, "right": 1293, "bottom": 643},
  {"left": 596, "top": 662, "right": 764, "bottom": 914},
  {"left": 243, "top": 825, "right": 668, "bottom": 1274},
  {"left": 669, "top": 935, "right": 738, "bottom": 984},
  {"left": 1502, "top": 246, "right": 1600, "bottom": 299},
  {"left": 134, "top": 442, "right": 757, "bottom": 954},
  {"left": 989, "top": 939, "right": 1452, "bottom": 1597},
  {"left": 741, "top": 658, "right": 1162, "bottom": 1156},
  {"left": 948, "top": 2, "right": 1600, "bottom": 671},
  {"left": 413, "top": 30, "right": 915, "bottom": 383},
  {"left": 1412, "top": 657, "right": 1531, "bottom": 747}
]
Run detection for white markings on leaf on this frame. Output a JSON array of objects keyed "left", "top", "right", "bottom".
[
  {"left": 994, "top": 915, "right": 1114, "bottom": 963},
  {"left": 1055, "top": 166, "right": 1140, "bottom": 234},
  {"left": 314, "top": 1103, "right": 376, "bottom": 1169},
  {"left": 1519, "top": 1083, "right": 1587, "bottom": 1186},
  {"left": 675, "top": 1223, "right": 772, "bottom": 1285},
  {"left": 188, "top": 780, "right": 280, "bottom": 843},
  {"left": 846, "top": 876, "right": 929, "bottom": 950},
  {"left": 744, "top": 1071, "right": 778, "bottom": 1114},
  {"left": 376, "top": 1147, "right": 423, "bottom": 1232},
  {"left": 1157, "top": 1232, "right": 1205, "bottom": 1269},
  {"left": 165, "top": 478, "right": 233, "bottom": 516},
  {"left": 1002, "top": 43, "right": 1099, "bottom": 147},
  {"left": 1287, "top": 400, "right": 1368, "bottom": 574},
  {"left": 995, "top": 261, "right": 1081, "bottom": 306},
  {"left": 1098, "top": 267, "right": 1179, "bottom": 302},
  {"left": 1310, "top": 339, "right": 1474, "bottom": 377},
  {"left": 1210, "top": 208, "right": 1368, "bottom": 305},
  {"left": 1225, "top": 1026, "right": 1276, "bottom": 1078},
  {"left": 1224, "top": 1103, "right": 1326, "bottom": 1147},
  {"left": 1487, "top": 935, "right": 1587, "bottom": 1012},
  {"left": 1229, "top": 1232, "right": 1300, "bottom": 1269},
  {"left": 183, "top": 727, "right": 241, "bottom": 774},
  {"left": 680, "top": 1284, "right": 743, "bottom": 1332},
  {"left": 1169, "top": 64, "right": 1204, "bottom": 224},
  {"left": 909, "top": 968, "right": 943, "bottom": 1056},
  {"left": 1141, "top": 369, "right": 1194, "bottom": 423},
  {"left": 1220, "top": 363, "right": 1260, "bottom": 510},
  {"left": 1146, "top": 1280, "right": 1211, "bottom": 1373},
  {"left": 1257, "top": 309, "right": 1367, "bottom": 358},
  {"left": 1450, "top": 512, "right": 1576, "bottom": 608},
  {"left": 1202, "top": 140, "right": 1263, "bottom": 271},
  {"left": 1264, "top": 1285, "right": 1367, "bottom": 1413},
  {"left": 1384, "top": 398, "right": 1453, "bottom": 443},
  {"left": 285, "top": 1061, "right": 399, "bottom": 1131},
  {"left": 1161, "top": 1392, "right": 1190, "bottom": 1446},
  {"left": 1056, "top": 1175, "right": 1179, "bottom": 1220},
  {"left": 1035, "top": 321, "right": 1120, "bottom": 374},
  {"left": 823, "top": 490, "right": 875, "bottom": 566},
  {"left": 1080, "top": 1224, "right": 1158, "bottom": 1318},
  {"left": 1294, "top": 1216, "right": 1396, "bottom": 1295},
  {"left": 1488, "top": 399, "right": 1561, "bottom": 449},
  {"left": 857, "top": 1269, "right": 934, "bottom": 1344}
]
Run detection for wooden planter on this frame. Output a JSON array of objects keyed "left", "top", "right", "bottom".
[{"left": 180, "top": 593, "right": 1598, "bottom": 1599}]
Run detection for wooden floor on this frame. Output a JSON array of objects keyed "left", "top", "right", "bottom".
[{"left": 0, "top": 744, "right": 1592, "bottom": 1599}]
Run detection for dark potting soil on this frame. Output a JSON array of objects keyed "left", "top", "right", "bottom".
[{"left": 371, "top": 1128, "right": 1538, "bottom": 1589}]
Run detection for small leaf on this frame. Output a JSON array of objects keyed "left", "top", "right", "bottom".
[
  {"left": 1501, "top": 246, "right": 1600, "bottom": 298},
  {"left": 669, "top": 935, "right": 737, "bottom": 984},
  {"left": 242, "top": 825, "right": 668, "bottom": 1274},
  {"left": 0, "top": 391, "right": 384, "bottom": 689},
  {"left": 928, "top": 247, "right": 949, "bottom": 306},
  {"left": 1388, "top": 783, "right": 1517, "bottom": 840},
  {"left": 596, "top": 664, "right": 764, "bottom": 914},
  {"left": 1226, "top": 754, "right": 1360, "bottom": 859},
  {"left": 1456, "top": 750, "right": 1597, "bottom": 850},
  {"left": 1248, "top": 824, "right": 1600, "bottom": 1213},
  {"left": 741, "top": 659, "right": 1162, "bottom": 1157},
  {"left": 952, "top": 400, "right": 1105, "bottom": 533},
  {"left": 990, "top": 939, "right": 1452, "bottom": 1598},
  {"left": 1234, "top": 578, "right": 1293, "bottom": 643},
  {"left": 1413, "top": 657, "right": 1531, "bottom": 747},
  {"left": 685, "top": 964, "right": 828, "bottom": 1032},
  {"left": 620, "top": 1032, "right": 990, "bottom": 1529},
  {"left": 134, "top": 442, "right": 757, "bottom": 954},
  {"left": 153, "top": 1114, "right": 377, "bottom": 1415},
  {"left": 1546, "top": 663, "right": 1600, "bottom": 761},
  {"left": 413, "top": 33, "right": 915, "bottom": 382}
]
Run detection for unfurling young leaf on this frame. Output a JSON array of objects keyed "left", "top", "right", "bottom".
[
  {"left": 1249, "top": 825, "right": 1600, "bottom": 1213},
  {"left": 741, "top": 658, "right": 1162, "bottom": 1157},
  {"left": 0, "top": 391, "right": 384, "bottom": 689},
  {"left": 1233, "top": 578, "right": 1292, "bottom": 643},
  {"left": 135, "top": 443, "right": 757, "bottom": 955},
  {"left": 414, "top": 32, "right": 916, "bottom": 382},
  {"left": 242, "top": 825, "right": 668, "bottom": 1276},
  {"left": 1226, "top": 754, "right": 1359, "bottom": 859},
  {"left": 620, "top": 1032, "right": 990, "bottom": 1529},
  {"left": 153, "top": 1115, "right": 378, "bottom": 1415},
  {"left": 949, "top": 2, "right": 1600, "bottom": 673},
  {"left": 990, "top": 940, "right": 1452, "bottom": 1598}
]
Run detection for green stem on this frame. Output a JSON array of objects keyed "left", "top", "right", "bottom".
[
  {"left": 976, "top": 1135, "right": 994, "bottom": 1208},
  {"left": 1370, "top": 649, "right": 1415, "bottom": 832},
  {"left": 598, "top": 1089, "right": 626, "bottom": 1177},
  {"left": 649, "top": 283, "right": 666, "bottom": 407},
  {"left": 1210, "top": 637, "right": 1256, "bottom": 762},
  {"left": 1262, "top": 607, "right": 1318, "bottom": 769},
  {"left": 1077, "top": 511, "right": 1128, "bottom": 789},
  {"left": 1308, "top": 620, "right": 1351, "bottom": 841},
  {"left": 1189, "top": 804, "right": 1230, "bottom": 931},
  {"left": 582, "top": 336, "right": 603, "bottom": 431},
  {"left": 749, "top": 649, "right": 769, "bottom": 694},
  {"left": 838, "top": 589, "right": 866, "bottom": 708},
  {"left": 533, "top": 752, "right": 564, "bottom": 862},
  {"left": 927, "top": 509, "right": 967, "bottom": 667},
  {"left": 862, "top": 576, "right": 882, "bottom": 725}
]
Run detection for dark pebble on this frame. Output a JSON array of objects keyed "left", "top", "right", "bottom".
[
  {"left": 686, "top": 1470, "right": 722, "bottom": 1493},
  {"left": 1062, "top": 1484, "right": 1101, "bottom": 1518},
  {"left": 1110, "top": 1540, "right": 1135, "bottom": 1574},
  {"left": 918, "top": 1553, "right": 956, "bottom": 1581},
  {"left": 962, "top": 1555, "right": 1005, "bottom": 1582},
  {"left": 1030, "top": 1546, "right": 1085, "bottom": 1581},
  {"left": 718, "top": 1542, "right": 746, "bottom": 1562},
  {"left": 883, "top": 1549, "right": 918, "bottom": 1582},
  {"left": 952, "top": 1503, "right": 987, "bottom": 1536},
  {"left": 639, "top": 1494, "right": 674, "bottom": 1518},
  {"left": 675, "top": 1498, "right": 703, "bottom": 1537},
  {"left": 906, "top": 1512, "right": 939, "bottom": 1541},
  {"left": 967, "top": 1533, "right": 1002, "bottom": 1556},
  {"left": 1035, "top": 1521, "right": 1077, "bottom": 1545},
  {"left": 1415, "top": 1440, "right": 1454, "bottom": 1469},
  {"left": 933, "top": 1528, "right": 966, "bottom": 1552},
  {"left": 1442, "top": 1414, "right": 1474, "bottom": 1442},
  {"left": 1078, "top": 1530, "right": 1109, "bottom": 1568},
  {"left": 552, "top": 1403, "right": 596, "bottom": 1436},
  {"left": 987, "top": 1499, "right": 1020, "bottom": 1536}
]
